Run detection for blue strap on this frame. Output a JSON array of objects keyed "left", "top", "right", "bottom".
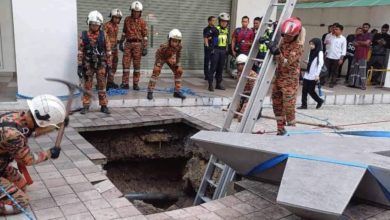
[
  {"left": 339, "top": 131, "right": 390, "bottom": 138},
  {"left": 288, "top": 153, "right": 368, "bottom": 169},
  {"left": 0, "top": 185, "right": 34, "bottom": 220},
  {"left": 246, "top": 154, "right": 288, "bottom": 176}
]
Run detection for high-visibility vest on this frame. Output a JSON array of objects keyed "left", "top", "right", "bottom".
[
  {"left": 216, "top": 26, "right": 228, "bottom": 47},
  {"left": 259, "top": 30, "right": 273, "bottom": 53}
]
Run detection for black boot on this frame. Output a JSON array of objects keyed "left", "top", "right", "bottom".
[
  {"left": 208, "top": 83, "right": 214, "bottom": 92},
  {"left": 277, "top": 128, "right": 287, "bottom": 136},
  {"left": 173, "top": 91, "right": 186, "bottom": 99},
  {"left": 316, "top": 99, "right": 324, "bottom": 109},
  {"left": 106, "top": 82, "right": 119, "bottom": 91},
  {"left": 100, "top": 105, "right": 111, "bottom": 114},
  {"left": 120, "top": 83, "right": 129, "bottom": 90},
  {"left": 297, "top": 106, "right": 307, "bottom": 110},
  {"left": 147, "top": 92, "right": 153, "bottom": 100},
  {"left": 215, "top": 82, "right": 225, "bottom": 90},
  {"left": 80, "top": 106, "right": 89, "bottom": 115},
  {"left": 133, "top": 84, "right": 140, "bottom": 91}
]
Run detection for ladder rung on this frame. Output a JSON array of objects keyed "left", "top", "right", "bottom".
[
  {"left": 214, "top": 162, "right": 225, "bottom": 169},
  {"left": 240, "top": 93, "right": 250, "bottom": 99},
  {"left": 264, "top": 21, "right": 274, "bottom": 25},
  {"left": 222, "top": 127, "right": 231, "bottom": 132},
  {"left": 201, "top": 196, "right": 211, "bottom": 203},
  {"left": 251, "top": 58, "right": 264, "bottom": 63},
  {"left": 273, "top": 3, "right": 285, "bottom": 6},
  {"left": 207, "top": 179, "right": 218, "bottom": 188},
  {"left": 232, "top": 110, "right": 243, "bottom": 116},
  {"left": 246, "top": 76, "right": 257, "bottom": 80}
]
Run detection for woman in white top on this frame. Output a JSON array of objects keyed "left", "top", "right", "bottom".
[{"left": 298, "top": 38, "right": 324, "bottom": 109}]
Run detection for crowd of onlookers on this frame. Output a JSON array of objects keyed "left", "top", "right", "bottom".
[{"left": 320, "top": 22, "right": 390, "bottom": 89}]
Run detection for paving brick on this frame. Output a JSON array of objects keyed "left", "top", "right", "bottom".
[
  {"left": 60, "top": 201, "right": 89, "bottom": 216},
  {"left": 39, "top": 171, "right": 62, "bottom": 180},
  {"left": 65, "top": 212, "right": 95, "bottom": 220},
  {"left": 53, "top": 161, "right": 77, "bottom": 170},
  {"left": 90, "top": 207, "right": 120, "bottom": 220},
  {"left": 94, "top": 180, "right": 115, "bottom": 194},
  {"left": 164, "top": 209, "right": 192, "bottom": 219},
  {"left": 43, "top": 177, "right": 68, "bottom": 188},
  {"left": 54, "top": 193, "right": 80, "bottom": 206},
  {"left": 65, "top": 174, "right": 88, "bottom": 184},
  {"left": 260, "top": 205, "right": 292, "bottom": 219},
  {"left": 27, "top": 181, "right": 46, "bottom": 191},
  {"left": 74, "top": 160, "right": 95, "bottom": 168},
  {"left": 232, "top": 203, "right": 257, "bottom": 215},
  {"left": 183, "top": 206, "right": 209, "bottom": 216},
  {"left": 28, "top": 189, "right": 51, "bottom": 201},
  {"left": 77, "top": 189, "right": 102, "bottom": 202},
  {"left": 367, "top": 210, "right": 390, "bottom": 220},
  {"left": 59, "top": 168, "right": 82, "bottom": 177},
  {"left": 79, "top": 165, "right": 102, "bottom": 174},
  {"left": 70, "top": 182, "right": 95, "bottom": 193},
  {"left": 35, "top": 164, "right": 58, "bottom": 173},
  {"left": 201, "top": 200, "right": 226, "bottom": 212},
  {"left": 235, "top": 190, "right": 259, "bottom": 202},
  {"left": 218, "top": 195, "right": 242, "bottom": 207},
  {"left": 197, "top": 212, "right": 224, "bottom": 220},
  {"left": 246, "top": 197, "right": 272, "bottom": 210},
  {"left": 102, "top": 187, "right": 123, "bottom": 200},
  {"left": 146, "top": 213, "right": 172, "bottom": 220},
  {"left": 34, "top": 207, "right": 64, "bottom": 220},
  {"left": 214, "top": 207, "right": 242, "bottom": 219},
  {"left": 30, "top": 197, "right": 57, "bottom": 211},
  {"left": 84, "top": 198, "right": 111, "bottom": 211},
  {"left": 4, "top": 213, "right": 26, "bottom": 220},
  {"left": 122, "top": 215, "right": 148, "bottom": 220},
  {"left": 48, "top": 185, "right": 74, "bottom": 197},
  {"left": 108, "top": 197, "right": 133, "bottom": 208},
  {"left": 116, "top": 205, "right": 142, "bottom": 218},
  {"left": 85, "top": 172, "right": 108, "bottom": 182}
]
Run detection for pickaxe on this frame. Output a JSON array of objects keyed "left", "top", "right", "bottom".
[{"left": 18, "top": 78, "right": 92, "bottom": 185}]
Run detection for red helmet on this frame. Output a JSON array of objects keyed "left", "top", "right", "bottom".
[{"left": 281, "top": 17, "right": 302, "bottom": 37}]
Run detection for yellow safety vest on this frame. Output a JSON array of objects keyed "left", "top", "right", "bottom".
[
  {"left": 216, "top": 26, "right": 228, "bottom": 47},
  {"left": 259, "top": 30, "right": 273, "bottom": 53}
]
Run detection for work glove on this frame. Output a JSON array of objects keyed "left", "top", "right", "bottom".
[
  {"left": 119, "top": 40, "right": 124, "bottom": 52},
  {"left": 142, "top": 48, "right": 148, "bottom": 56},
  {"left": 77, "top": 65, "right": 84, "bottom": 79},
  {"left": 50, "top": 147, "right": 61, "bottom": 159},
  {"left": 267, "top": 41, "right": 280, "bottom": 55}
]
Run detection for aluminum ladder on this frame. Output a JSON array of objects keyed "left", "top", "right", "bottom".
[{"left": 194, "top": 0, "right": 298, "bottom": 205}]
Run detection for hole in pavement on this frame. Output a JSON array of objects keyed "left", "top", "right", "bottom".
[{"left": 80, "top": 122, "right": 209, "bottom": 214}]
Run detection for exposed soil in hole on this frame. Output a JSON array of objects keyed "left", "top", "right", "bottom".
[{"left": 80, "top": 122, "right": 209, "bottom": 214}]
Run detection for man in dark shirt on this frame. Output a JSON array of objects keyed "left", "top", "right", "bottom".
[
  {"left": 369, "top": 24, "right": 390, "bottom": 85},
  {"left": 203, "top": 16, "right": 218, "bottom": 81},
  {"left": 340, "top": 33, "right": 355, "bottom": 82}
]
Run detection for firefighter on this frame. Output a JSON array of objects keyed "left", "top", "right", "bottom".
[
  {"left": 147, "top": 29, "right": 186, "bottom": 100},
  {"left": 234, "top": 54, "right": 258, "bottom": 122},
  {"left": 0, "top": 94, "right": 66, "bottom": 214},
  {"left": 119, "top": 1, "right": 148, "bottom": 90},
  {"left": 104, "top": 9, "right": 123, "bottom": 90},
  {"left": 268, "top": 18, "right": 303, "bottom": 135},
  {"left": 78, "top": 10, "right": 112, "bottom": 114},
  {"left": 208, "top": 12, "right": 230, "bottom": 92}
]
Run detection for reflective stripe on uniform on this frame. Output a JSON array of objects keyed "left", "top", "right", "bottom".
[{"left": 216, "top": 26, "right": 229, "bottom": 47}]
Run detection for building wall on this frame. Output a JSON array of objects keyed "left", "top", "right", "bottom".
[
  {"left": 233, "top": 0, "right": 276, "bottom": 29},
  {"left": 0, "top": 0, "right": 16, "bottom": 73},
  {"left": 13, "top": 0, "right": 78, "bottom": 97}
]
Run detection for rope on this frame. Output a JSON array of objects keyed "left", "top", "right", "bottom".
[
  {"left": 0, "top": 185, "right": 35, "bottom": 220},
  {"left": 16, "top": 93, "right": 81, "bottom": 101}
]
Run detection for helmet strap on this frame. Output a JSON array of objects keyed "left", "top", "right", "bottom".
[{"left": 34, "top": 110, "right": 50, "bottom": 121}]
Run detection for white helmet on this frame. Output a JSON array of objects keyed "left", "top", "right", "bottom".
[
  {"left": 131, "top": 1, "right": 143, "bottom": 11},
  {"left": 236, "top": 54, "right": 248, "bottom": 64},
  {"left": 219, "top": 12, "right": 230, "bottom": 21},
  {"left": 168, "top": 29, "right": 182, "bottom": 40},
  {"left": 27, "top": 94, "right": 66, "bottom": 128},
  {"left": 87, "top": 10, "right": 103, "bottom": 25},
  {"left": 109, "top": 9, "right": 123, "bottom": 18}
]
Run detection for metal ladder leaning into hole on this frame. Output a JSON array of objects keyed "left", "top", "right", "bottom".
[{"left": 194, "top": 0, "right": 298, "bottom": 205}]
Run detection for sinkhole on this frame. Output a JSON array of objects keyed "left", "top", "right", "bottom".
[{"left": 79, "top": 122, "right": 210, "bottom": 214}]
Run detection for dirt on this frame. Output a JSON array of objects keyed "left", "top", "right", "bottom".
[{"left": 80, "top": 122, "right": 209, "bottom": 214}]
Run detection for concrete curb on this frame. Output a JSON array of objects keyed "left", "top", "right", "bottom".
[{"left": 1, "top": 93, "right": 389, "bottom": 110}]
